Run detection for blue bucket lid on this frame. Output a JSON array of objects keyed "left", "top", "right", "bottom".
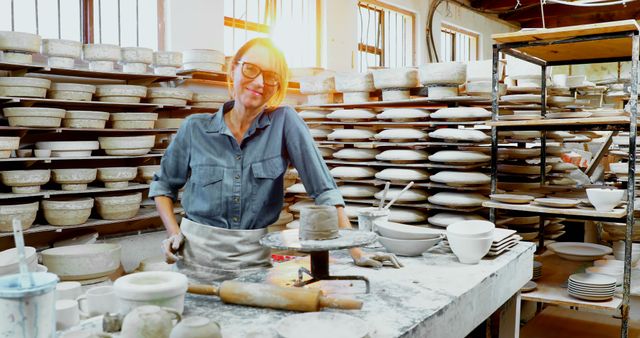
[{"left": 0, "top": 272, "right": 59, "bottom": 298}]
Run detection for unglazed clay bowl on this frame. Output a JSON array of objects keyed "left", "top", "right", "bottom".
[
  {"left": 97, "top": 167, "right": 138, "bottom": 188},
  {"left": 41, "top": 197, "right": 94, "bottom": 226},
  {"left": 95, "top": 192, "right": 142, "bottom": 220},
  {"left": 0, "top": 202, "right": 39, "bottom": 232},
  {"left": 0, "top": 169, "right": 50, "bottom": 193},
  {"left": 42, "top": 39, "right": 82, "bottom": 58},
  {"left": 375, "top": 220, "right": 441, "bottom": 240},
  {"left": 153, "top": 51, "right": 183, "bottom": 67},
  {"left": 586, "top": 188, "right": 625, "bottom": 212},
  {"left": 121, "top": 47, "right": 153, "bottom": 64},
  {"left": 446, "top": 220, "right": 495, "bottom": 238},
  {"left": 138, "top": 165, "right": 160, "bottom": 183},
  {"left": 110, "top": 112, "right": 158, "bottom": 129},
  {"left": 63, "top": 110, "right": 110, "bottom": 129},
  {"left": 419, "top": 62, "right": 467, "bottom": 85},
  {"left": 95, "top": 85, "right": 147, "bottom": 100},
  {"left": 82, "top": 44, "right": 120, "bottom": 61},
  {"left": 0, "top": 246, "right": 37, "bottom": 275},
  {"left": 48, "top": 83, "right": 96, "bottom": 101},
  {"left": 0, "top": 136, "right": 19, "bottom": 158},
  {"left": 41, "top": 243, "right": 121, "bottom": 281},
  {"left": 182, "top": 49, "right": 225, "bottom": 64},
  {"left": 378, "top": 235, "right": 443, "bottom": 256},
  {"left": 334, "top": 72, "right": 375, "bottom": 92},
  {"left": 371, "top": 68, "right": 419, "bottom": 89},
  {"left": 299, "top": 75, "right": 335, "bottom": 94},
  {"left": 51, "top": 168, "right": 97, "bottom": 191},
  {"left": 447, "top": 232, "right": 492, "bottom": 264},
  {"left": 99, "top": 135, "right": 154, "bottom": 155},
  {"left": 36, "top": 141, "right": 99, "bottom": 158},
  {"left": 147, "top": 87, "right": 192, "bottom": 101},
  {"left": 3, "top": 107, "right": 66, "bottom": 127}
]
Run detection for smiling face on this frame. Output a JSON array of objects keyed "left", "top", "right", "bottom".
[{"left": 232, "top": 44, "right": 280, "bottom": 111}]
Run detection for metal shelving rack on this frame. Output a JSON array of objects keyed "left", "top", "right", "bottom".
[{"left": 486, "top": 20, "right": 640, "bottom": 338}]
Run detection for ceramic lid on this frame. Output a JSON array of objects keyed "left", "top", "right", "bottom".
[
  {"left": 333, "top": 148, "right": 379, "bottom": 160},
  {"left": 431, "top": 107, "right": 491, "bottom": 119},
  {"left": 388, "top": 208, "right": 427, "bottom": 223},
  {"left": 328, "top": 129, "right": 375, "bottom": 140},
  {"left": 327, "top": 109, "right": 376, "bottom": 120},
  {"left": 330, "top": 166, "right": 377, "bottom": 178},
  {"left": 428, "top": 151, "right": 490, "bottom": 163},
  {"left": 428, "top": 128, "right": 490, "bottom": 142},
  {"left": 376, "top": 149, "right": 429, "bottom": 161},
  {"left": 375, "top": 168, "right": 429, "bottom": 181},
  {"left": 376, "top": 108, "right": 429, "bottom": 120},
  {"left": 428, "top": 192, "right": 489, "bottom": 207},
  {"left": 374, "top": 128, "right": 428, "bottom": 140},
  {"left": 375, "top": 188, "right": 428, "bottom": 202},
  {"left": 337, "top": 185, "right": 378, "bottom": 197}
]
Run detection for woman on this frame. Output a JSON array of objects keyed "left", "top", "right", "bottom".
[{"left": 150, "top": 38, "right": 401, "bottom": 282}]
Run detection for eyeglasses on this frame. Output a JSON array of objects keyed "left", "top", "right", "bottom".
[{"left": 236, "top": 61, "right": 280, "bottom": 86}]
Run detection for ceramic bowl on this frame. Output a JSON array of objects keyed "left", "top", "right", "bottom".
[
  {"left": 95, "top": 192, "right": 142, "bottom": 220},
  {"left": 170, "top": 316, "right": 222, "bottom": 338},
  {"left": 446, "top": 220, "right": 495, "bottom": 239},
  {"left": 374, "top": 220, "right": 442, "bottom": 240},
  {"left": 63, "top": 110, "right": 110, "bottom": 129},
  {"left": 0, "top": 201, "right": 39, "bottom": 232},
  {"left": 0, "top": 31, "right": 41, "bottom": 54},
  {"left": 446, "top": 232, "right": 492, "bottom": 264},
  {"left": 3, "top": 107, "right": 66, "bottom": 127},
  {"left": 586, "top": 188, "right": 624, "bottom": 212},
  {"left": 41, "top": 243, "right": 121, "bottom": 281},
  {"left": 612, "top": 249, "right": 640, "bottom": 264},
  {"left": 138, "top": 165, "right": 160, "bottom": 183},
  {"left": 153, "top": 51, "right": 183, "bottom": 67},
  {"left": 0, "top": 246, "right": 37, "bottom": 276},
  {"left": 0, "top": 136, "right": 20, "bottom": 158},
  {"left": 98, "top": 135, "right": 154, "bottom": 155},
  {"left": 0, "top": 169, "right": 51, "bottom": 193},
  {"left": 378, "top": 234, "right": 443, "bottom": 257},
  {"left": 35, "top": 141, "right": 99, "bottom": 158},
  {"left": 114, "top": 271, "right": 188, "bottom": 315},
  {"left": 51, "top": 168, "right": 97, "bottom": 191},
  {"left": 97, "top": 167, "right": 138, "bottom": 188},
  {"left": 41, "top": 198, "right": 94, "bottom": 226},
  {"left": 82, "top": 44, "right": 120, "bottom": 61},
  {"left": 42, "top": 39, "right": 82, "bottom": 58}
]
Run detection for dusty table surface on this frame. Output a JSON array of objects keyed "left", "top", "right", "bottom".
[{"left": 183, "top": 242, "right": 535, "bottom": 338}]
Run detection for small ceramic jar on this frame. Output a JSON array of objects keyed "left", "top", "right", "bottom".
[{"left": 170, "top": 316, "right": 221, "bottom": 338}]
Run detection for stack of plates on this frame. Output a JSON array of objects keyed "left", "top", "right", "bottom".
[
  {"left": 488, "top": 228, "right": 520, "bottom": 256},
  {"left": 532, "top": 261, "right": 542, "bottom": 280},
  {"left": 568, "top": 273, "right": 616, "bottom": 301}
]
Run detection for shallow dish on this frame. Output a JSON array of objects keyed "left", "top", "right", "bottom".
[
  {"left": 375, "top": 220, "right": 442, "bottom": 240},
  {"left": 41, "top": 243, "right": 121, "bottom": 280},
  {"left": 548, "top": 242, "right": 612, "bottom": 261},
  {"left": 533, "top": 197, "right": 579, "bottom": 208},
  {"left": 378, "top": 234, "right": 443, "bottom": 256},
  {"left": 490, "top": 194, "right": 534, "bottom": 204}
]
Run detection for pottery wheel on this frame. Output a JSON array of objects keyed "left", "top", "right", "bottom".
[
  {"left": 260, "top": 229, "right": 377, "bottom": 293},
  {"left": 259, "top": 229, "right": 377, "bottom": 252}
]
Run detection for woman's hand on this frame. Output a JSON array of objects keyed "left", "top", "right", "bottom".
[
  {"left": 350, "top": 247, "right": 403, "bottom": 269},
  {"left": 162, "top": 231, "right": 184, "bottom": 264}
]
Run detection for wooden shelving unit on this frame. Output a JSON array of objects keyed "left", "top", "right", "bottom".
[
  {"left": 0, "top": 183, "right": 150, "bottom": 200},
  {"left": 488, "top": 20, "right": 640, "bottom": 337}
]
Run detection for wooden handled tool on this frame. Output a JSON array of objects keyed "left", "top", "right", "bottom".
[{"left": 188, "top": 281, "right": 363, "bottom": 312}]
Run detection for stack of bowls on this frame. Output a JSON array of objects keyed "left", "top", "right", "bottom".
[
  {"left": 533, "top": 261, "right": 542, "bottom": 280},
  {"left": 612, "top": 240, "right": 640, "bottom": 264},
  {"left": 375, "top": 220, "right": 443, "bottom": 256},
  {"left": 446, "top": 220, "right": 495, "bottom": 264}
]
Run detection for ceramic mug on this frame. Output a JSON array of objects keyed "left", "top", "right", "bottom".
[
  {"left": 170, "top": 316, "right": 221, "bottom": 338},
  {"left": 56, "top": 299, "right": 80, "bottom": 330},
  {"left": 121, "top": 305, "right": 181, "bottom": 338},
  {"left": 76, "top": 286, "right": 118, "bottom": 317},
  {"left": 56, "top": 281, "right": 82, "bottom": 301}
]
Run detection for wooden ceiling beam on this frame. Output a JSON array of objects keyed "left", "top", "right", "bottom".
[
  {"left": 499, "top": 2, "right": 640, "bottom": 21},
  {"left": 517, "top": 9, "right": 640, "bottom": 28},
  {"left": 470, "top": 0, "right": 539, "bottom": 11}
]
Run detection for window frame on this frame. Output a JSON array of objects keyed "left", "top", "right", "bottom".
[
  {"left": 440, "top": 22, "right": 479, "bottom": 62},
  {"left": 357, "top": 0, "right": 416, "bottom": 70},
  {"left": 223, "top": 0, "right": 322, "bottom": 67}
]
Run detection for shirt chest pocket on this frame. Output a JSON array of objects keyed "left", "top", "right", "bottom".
[
  {"left": 250, "top": 157, "right": 286, "bottom": 212},
  {"left": 189, "top": 166, "right": 224, "bottom": 212}
]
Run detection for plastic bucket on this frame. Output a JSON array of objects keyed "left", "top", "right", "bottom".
[
  {"left": 357, "top": 207, "right": 390, "bottom": 232},
  {"left": 0, "top": 272, "right": 59, "bottom": 338}
]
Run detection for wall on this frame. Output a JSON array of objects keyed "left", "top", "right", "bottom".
[{"left": 164, "top": 0, "right": 224, "bottom": 52}]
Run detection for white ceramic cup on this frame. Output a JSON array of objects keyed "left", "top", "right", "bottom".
[
  {"left": 56, "top": 299, "right": 80, "bottom": 330},
  {"left": 76, "top": 285, "right": 118, "bottom": 317},
  {"left": 56, "top": 281, "right": 82, "bottom": 301},
  {"left": 34, "top": 149, "right": 51, "bottom": 157}
]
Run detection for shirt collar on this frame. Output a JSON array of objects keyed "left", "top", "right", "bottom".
[{"left": 206, "top": 100, "right": 272, "bottom": 134}]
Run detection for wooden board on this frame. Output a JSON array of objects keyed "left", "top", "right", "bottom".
[
  {"left": 0, "top": 183, "right": 149, "bottom": 200},
  {"left": 0, "top": 126, "right": 178, "bottom": 134},
  {"left": 520, "top": 253, "right": 622, "bottom": 311},
  {"left": 317, "top": 141, "right": 487, "bottom": 148},
  {"left": 517, "top": 37, "right": 632, "bottom": 63},
  {"left": 324, "top": 159, "right": 487, "bottom": 170},
  {"left": 297, "top": 97, "right": 488, "bottom": 109},
  {"left": 332, "top": 178, "right": 491, "bottom": 192},
  {"left": 483, "top": 201, "right": 626, "bottom": 219},
  {"left": 0, "top": 153, "right": 163, "bottom": 163},
  {"left": 520, "top": 306, "right": 640, "bottom": 338},
  {"left": 487, "top": 116, "right": 630, "bottom": 128},
  {"left": 492, "top": 19, "right": 640, "bottom": 43}
]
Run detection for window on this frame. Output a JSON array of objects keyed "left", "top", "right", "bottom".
[
  {"left": 224, "top": 0, "right": 319, "bottom": 68},
  {"left": 93, "top": 0, "right": 160, "bottom": 49},
  {"left": 440, "top": 23, "right": 478, "bottom": 62},
  {"left": 357, "top": 1, "right": 414, "bottom": 71},
  {"left": 0, "top": 0, "right": 162, "bottom": 50},
  {"left": 0, "top": 0, "right": 82, "bottom": 41}
]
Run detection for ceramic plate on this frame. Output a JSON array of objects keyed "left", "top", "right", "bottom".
[
  {"left": 490, "top": 193, "right": 535, "bottom": 204},
  {"left": 533, "top": 197, "right": 579, "bottom": 208},
  {"left": 569, "top": 272, "right": 617, "bottom": 286},
  {"left": 568, "top": 292, "right": 613, "bottom": 301},
  {"left": 521, "top": 281, "right": 537, "bottom": 292},
  {"left": 276, "top": 312, "right": 370, "bottom": 338},
  {"left": 498, "top": 115, "right": 542, "bottom": 121},
  {"left": 548, "top": 243, "right": 612, "bottom": 261},
  {"left": 501, "top": 94, "right": 541, "bottom": 104},
  {"left": 507, "top": 86, "right": 541, "bottom": 93}
]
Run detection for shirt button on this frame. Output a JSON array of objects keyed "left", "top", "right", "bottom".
[
  {"left": 234, "top": 197, "right": 240, "bottom": 203},
  {"left": 235, "top": 174, "right": 241, "bottom": 180},
  {"left": 232, "top": 216, "right": 239, "bottom": 222},
  {"left": 236, "top": 155, "right": 242, "bottom": 160}
]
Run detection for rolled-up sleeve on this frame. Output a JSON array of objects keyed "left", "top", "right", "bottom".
[
  {"left": 283, "top": 107, "right": 344, "bottom": 207},
  {"left": 149, "top": 117, "right": 192, "bottom": 202}
]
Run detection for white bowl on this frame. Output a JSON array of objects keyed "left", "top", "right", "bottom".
[
  {"left": 0, "top": 246, "right": 37, "bottom": 276},
  {"left": 378, "top": 235, "right": 443, "bottom": 256},
  {"left": 446, "top": 220, "right": 495, "bottom": 238},
  {"left": 114, "top": 271, "right": 188, "bottom": 314},
  {"left": 374, "top": 220, "right": 442, "bottom": 240},
  {"left": 586, "top": 188, "right": 624, "bottom": 212},
  {"left": 447, "top": 232, "right": 492, "bottom": 264},
  {"left": 41, "top": 243, "right": 121, "bottom": 281}
]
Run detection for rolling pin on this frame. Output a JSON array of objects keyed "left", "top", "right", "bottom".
[{"left": 188, "top": 280, "right": 363, "bottom": 312}]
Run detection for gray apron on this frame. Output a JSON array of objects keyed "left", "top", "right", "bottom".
[{"left": 176, "top": 218, "right": 271, "bottom": 283}]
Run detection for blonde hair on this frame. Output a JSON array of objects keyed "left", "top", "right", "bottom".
[{"left": 227, "top": 38, "right": 289, "bottom": 112}]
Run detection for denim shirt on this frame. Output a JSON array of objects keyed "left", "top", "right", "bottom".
[{"left": 149, "top": 101, "right": 344, "bottom": 229}]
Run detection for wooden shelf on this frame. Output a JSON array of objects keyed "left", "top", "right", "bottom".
[
  {"left": 333, "top": 178, "right": 490, "bottom": 192},
  {"left": 0, "top": 183, "right": 149, "bottom": 200},
  {"left": 339, "top": 198, "right": 483, "bottom": 212},
  {"left": 0, "top": 126, "right": 177, "bottom": 134},
  {"left": 483, "top": 201, "right": 626, "bottom": 220},
  {"left": 492, "top": 20, "right": 640, "bottom": 64},
  {"left": 487, "top": 116, "right": 630, "bottom": 129},
  {"left": 0, "top": 96, "right": 162, "bottom": 110},
  {"left": 306, "top": 120, "right": 487, "bottom": 127},
  {"left": 0, "top": 61, "right": 44, "bottom": 72},
  {"left": 521, "top": 253, "right": 623, "bottom": 311},
  {"left": 0, "top": 153, "right": 163, "bottom": 163},
  {"left": 317, "top": 141, "right": 487, "bottom": 148},
  {"left": 0, "top": 207, "right": 183, "bottom": 238},
  {"left": 324, "top": 159, "right": 487, "bottom": 170}
]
